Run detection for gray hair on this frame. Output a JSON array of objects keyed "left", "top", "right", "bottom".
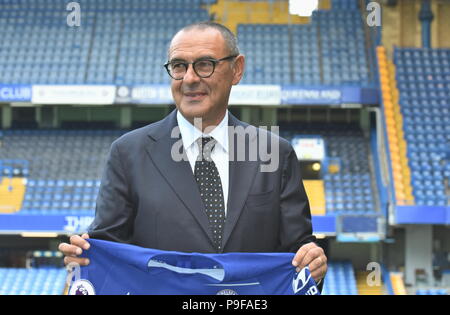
[{"left": 168, "top": 21, "right": 240, "bottom": 58}]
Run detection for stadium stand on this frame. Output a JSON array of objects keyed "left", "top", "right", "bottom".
[
  {"left": 393, "top": 48, "right": 450, "bottom": 207},
  {"left": 290, "top": 24, "right": 321, "bottom": 85},
  {"left": 356, "top": 270, "right": 386, "bottom": 295},
  {"left": 238, "top": 1, "right": 371, "bottom": 86},
  {"left": 0, "top": 0, "right": 373, "bottom": 87},
  {"left": 377, "top": 46, "right": 415, "bottom": 205},
  {"left": 0, "top": 130, "right": 123, "bottom": 215},
  {"left": 115, "top": 8, "right": 210, "bottom": 85},
  {"left": 0, "top": 130, "right": 122, "bottom": 180},
  {"left": 379, "top": 47, "right": 450, "bottom": 207},
  {"left": 314, "top": 9, "right": 369, "bottom": 86},
  {"left": 19, "top": 179, "right": 100, "bottom": 215},
  {"left": 0, "top": 124, "right": 373, "bottom": 217},
  {"left": 239, "top": 24, "right": 293, "bottom": 85},
  {"left": 416, "top": 288, "right": 448, "bottom": 295},
  {"left": 322, "top": 261, "right": 358, "bottom": 295},
  {"left": 0, "top": 0, "right": 210, "bottom": 85},
  {"left": 0, "top": 267, "right": 66, "bottom": 295},
  {"left": 390, "top": 272, "right": 408, "bottom": 295},
  {"left": 0, "top": 1, "right": 95, "bottom": 85},
  {"left": 281, "top": 123, "right": 378, "bottom": 215}
]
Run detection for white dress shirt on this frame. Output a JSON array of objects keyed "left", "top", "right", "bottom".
[{"left": 176, "top": 110, "right": 229, "bottom": 215}]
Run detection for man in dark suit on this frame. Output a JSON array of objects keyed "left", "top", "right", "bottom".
[{"left": 59, "top": 22, "right": 327, "bottom": 283}]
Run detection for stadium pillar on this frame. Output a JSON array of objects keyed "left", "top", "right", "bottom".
[
  {"left": 35, "top": 106, "right": 41, "bottom": 127},
  {"left": 359, "top": 108, "right": 370, "bottom": 132},
  {"left": 404, "top": 225, "right": 433, "bottom": 286},
  {"left": 119, "top": 107, "right": 132, "bottom": 129},
  {"left": 1, "top": 105, "right": 12, "bottom": 129},
  {"left": 261, "top": 108, "right": 277, "bottom": 127},
  {"left": 240, "top": 107, "right": 262, "bottom": 126},
  {"left": 419, "top": 0, "right": 434, "bottom": 48},
  {"left": 53, "top": 106, "right": 60, "bottom": 128}
]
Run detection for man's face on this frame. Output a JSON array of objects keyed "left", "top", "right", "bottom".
[{"left": 168, "top": 28, "right": 244, "bottom": 125}]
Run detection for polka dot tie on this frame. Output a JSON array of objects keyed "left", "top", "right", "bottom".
[{"left": 194, "top": 136, "right": 225, "bottom": 252}]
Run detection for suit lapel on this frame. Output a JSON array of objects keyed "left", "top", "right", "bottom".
[
  {"left": 145, "top": 110, "right": 214, "bottom": 246},
  {"left": 222, "top": 113, "right": 259, "bottom": 250}
]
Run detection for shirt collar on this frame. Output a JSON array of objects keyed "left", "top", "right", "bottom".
[{"left": 176, "top": 110, "right": 229, "bottom": 153}]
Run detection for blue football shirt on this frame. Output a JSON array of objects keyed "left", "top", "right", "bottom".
[{"left": 68, "top": 239, "right": 320, "bottom": 295}]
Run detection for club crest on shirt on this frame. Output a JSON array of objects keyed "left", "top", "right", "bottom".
[
  {"left": 69, "top": 279, "right": 96, "bottom": 295},
  {"left": 216, "top": 289, "right": 238, "bottom": 295}
]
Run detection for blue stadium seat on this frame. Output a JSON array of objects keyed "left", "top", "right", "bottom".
[
  {"left": 0, "top": 268, "right": 66, "bottom": 295},
  {"left": 394, "top": 47, "right": 450, "bottom": 206},
  {"left": 322, "top": 261, "right": 358, "bottom": 295},
  {"left": 0, "top": 130, "right": 125, "bottom": 216}
]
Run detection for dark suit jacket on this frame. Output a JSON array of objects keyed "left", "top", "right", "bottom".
[{"left": 88, "top": 110, "right": 316, "bottom": 253}]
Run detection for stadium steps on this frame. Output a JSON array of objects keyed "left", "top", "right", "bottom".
[
  {"left": 321, "top": 0, "right": 332, "bottom": 10},
  {"left": 0, "top": 268, "right": 66, "bottom": 295},
  {"left": 322, "top": 261, "right": 358, "bottom": 295},
  {"left": 356, "top": 271, "right": 386, "bottom": 295},
  {"left": 208, "top": 0, "right": 310, "bottom": 33},
  {"left": 394, "top": 48, "right": 449, "bottom": 207},
  {"left": 303, "top": 180, "right": 326, "bottom": 215},
  {"left": 377, "top": 46, "right": 414, "bottom": 206},
  {"left": 0, "top": 177, "right": 26, "bottom": 214},
  {"left": 390, "top": 272, "right": 408, "bottom": 295}
]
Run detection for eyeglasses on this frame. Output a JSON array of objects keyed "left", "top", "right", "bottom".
[{"left": 164, "top": 55, "right": 238, "bottom": 80}]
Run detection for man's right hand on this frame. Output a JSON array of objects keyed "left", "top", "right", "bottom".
[{"left": 58, "top": 233, "right": 91, "bottom": 266}]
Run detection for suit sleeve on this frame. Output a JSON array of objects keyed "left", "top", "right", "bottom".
[
  {"left": 87, "top": 141, "right": 136, "bottom": 243},
  {"left": 278, "top": 145, "right": 316, "bottom": 253}
]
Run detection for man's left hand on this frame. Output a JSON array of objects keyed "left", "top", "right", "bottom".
[{"left": 292, "top": 242, "right": 327, "bottom": 283}]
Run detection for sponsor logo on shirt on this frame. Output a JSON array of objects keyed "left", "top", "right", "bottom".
[{"left": 292, "top": 267, "right": 311, "bottom": 294}]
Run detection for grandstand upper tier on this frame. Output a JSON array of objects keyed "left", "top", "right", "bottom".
[
  {"left": 0, "top": 129, "right": 123, "bottom": 180},
  {"left": 322, "top": 261, "right": 358, "bottom": 295},
  {"left": 281, "top": 123, "right": 378, "bottom": 216},
  {"left": 0, "top": 0, "right": 373, "bottom": 87},
  {"left": 394, "top": 48, "right": 450, "bottom": 207},
  {"left": 0, "top": 129, "right": 123, "bottom": 215},
  {"left": 0, "top": 267, "right": 66, "bottom": 295}
]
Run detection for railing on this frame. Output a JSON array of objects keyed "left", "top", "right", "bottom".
[{"left": 376, "top": 46, "right": 399, "bottom": 213}]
